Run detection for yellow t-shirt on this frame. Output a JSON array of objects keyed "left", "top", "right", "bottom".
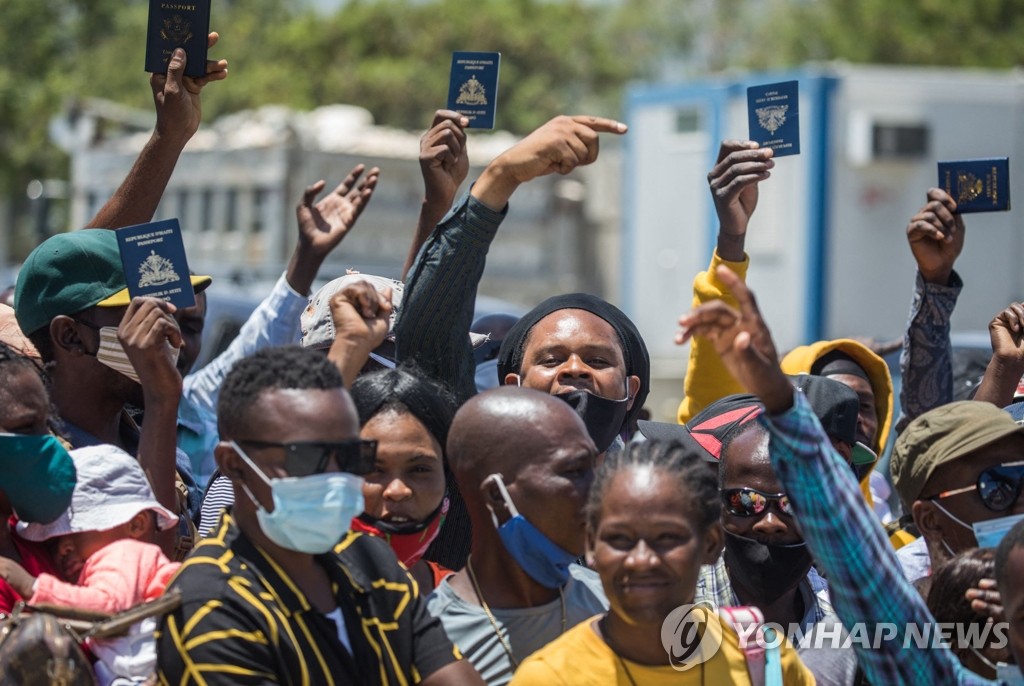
[{"left": 510, "top": 614, "right": 815, "bottom": 686}]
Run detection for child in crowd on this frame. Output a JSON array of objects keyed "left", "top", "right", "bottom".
[{"left": 0, "top": 444, "right": 180, "bottom": 685}]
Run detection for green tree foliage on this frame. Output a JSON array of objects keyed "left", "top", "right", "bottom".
[
  {"left": 1, "top": 0, "right": 693, "bottom": 202},
  {"left": 751, "top": 0, "right": 1024, "bottom": 68}
]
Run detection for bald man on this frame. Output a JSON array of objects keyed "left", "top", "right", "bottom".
[{"left": 427, "top": 387, "right": 608, "bottom": 685}]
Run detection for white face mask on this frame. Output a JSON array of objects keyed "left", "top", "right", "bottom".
[
  {"left": 232, "top": 441, "right": 364, "bottom": 554},
  {"left": 93, "top": 326, "right": 179, "bottom": 384}
]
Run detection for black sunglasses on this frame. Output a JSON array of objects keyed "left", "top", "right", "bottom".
[
  {"left": 931, "top": 461, "right": 1024, "bottom": 512},
  {"left": 722, "top": 487, "right": 794, "bottom": 517},
  {"left": 236, "top": 439, "right": 377, "bottom": 478}
]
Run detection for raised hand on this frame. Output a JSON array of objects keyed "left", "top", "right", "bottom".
[
  {"left": 151, "top": 32, "right": 229, "bottom": 146},
  {"left": 676, "top": 265, "right": 792, "bottom": 413},
  {"left": 420, "top": 110, "right": 470, "bottom": 211},
  {"left": 973, "top": 302, "right": 1024, "bottom": 407},
  {"left": 296, "top": 165, "right": 381, "bottom": 258},
  {"left": 989, "top": 302, "right": 1024, "bottom": 365},
  {"left": 326, "top": 280, "right": 394, "bottom": 386},
  {"left": 118, "top": 297, "right": 183, "bottom": 396},
  {"left": 473, "top": 115, "right": 627, "bottom": 210},
  {"left": 708, "top": 140, "right": 774, "bottom": 261},
  {"left": 906, "top": 188, "right": 965, "bottom": 286}
]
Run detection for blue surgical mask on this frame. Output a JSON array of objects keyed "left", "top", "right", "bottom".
[
  {"left": 973, "top": 514, "right": 1024, "bottom": 549},
  {"left": 0, "top": 432, "right": 76, "bottom": 523},
  {"left": 485, "top": 473, "right": 578, "bottom": 589},
  {"left": 932, "top": 500, "right": 1024, "bottom": 551},
  {"left": 971, "top": 647, "right": 1024, "bottom": 685},
  {"left": 233, "top": 441, "right": 364, "bottom": 554}
]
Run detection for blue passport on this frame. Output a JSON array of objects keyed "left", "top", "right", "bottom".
[
  {"left": 145, "top": 0, "right": 211, "bottom": 79},
  {"left": 116, "top": 219, "right": 196, "bottom": 309},
  {"left": 938, "top": 157, "right": 1010, "bottom": 213},
  {"left": 747, "top": 81, "right": 800, "bottom": 157},
  {"left": 447, "top": 52, "right": 501, "bottom": 129}
]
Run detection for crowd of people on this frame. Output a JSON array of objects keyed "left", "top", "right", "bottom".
[{"left": 3, "top": 32, "right": 1024, "bottom": 686}]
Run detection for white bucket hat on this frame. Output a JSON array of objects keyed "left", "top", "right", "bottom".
[{"left": 17, "top": 443, "right": 178, "bottom": 541}]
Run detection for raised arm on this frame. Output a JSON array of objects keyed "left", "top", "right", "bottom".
[
  {"left": 324, "top": 280, "right": 393, "bottom": 387},
  {"left": 403, "top": 110, "right": 469, "bottom": 279},
  {"left": 973, "top": 302, "right": 1024, "bottom": 407},
  {"left": 396, "top": 115, "right": 626, "bottom": 403},
  {"left": 86, "top": 33, "right": 228, "bottom": 230},
  {"left": 119, "top": 297, "right": 184, "bottom": 557},
  {"left": 676, "top": 140, "right": 773, "bottom": 422},
  {"left": 896, "top": 188, "right": 965, "bottom": 433},
  {"left": 678, "top": 266, "right": 987, "bottom": 685}
]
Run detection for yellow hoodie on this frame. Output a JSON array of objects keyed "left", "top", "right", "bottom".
[{"left": 780, "top": 339, "right": 894, "bottom": 506}]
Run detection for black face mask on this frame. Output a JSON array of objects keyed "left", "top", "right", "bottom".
[
  {"left": 723, "top": 530, "right": 813, "bottom": 604},
  {"left": 555, "top": 388, "right": 629, "bottom": 453}
]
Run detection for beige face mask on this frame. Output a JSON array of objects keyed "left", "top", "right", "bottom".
[{"left": 95, "top": 326, "right": 179, "bottom": 384}]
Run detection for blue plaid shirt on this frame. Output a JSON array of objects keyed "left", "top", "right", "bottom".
[{"left": 763, "top": 390, "right": 998, "bottom": 685}]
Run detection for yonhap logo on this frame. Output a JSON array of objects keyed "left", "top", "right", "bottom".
[{"left": 660, "top": 601, "right": 722, "bottom": 671}]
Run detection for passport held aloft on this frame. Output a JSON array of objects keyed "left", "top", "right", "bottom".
[
  {"left": 447, "top": 52, "right": 501, "bottom": 129},
  {"left": 145, "top": 0, "right": 211, "bottom": 79},
  {"left": 747, "top": 80, "right": 800, "bottom": 157},
  {"left": 938, "top": 157, "right": 1010, "bottom": 213}
]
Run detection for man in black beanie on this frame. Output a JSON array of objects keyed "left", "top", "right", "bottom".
[{"left": 393, "top": 115, "right": 644, "bottom": 568}]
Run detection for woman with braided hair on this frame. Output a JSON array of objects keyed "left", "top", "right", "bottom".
[{"left": 511, "top": 439, "right": 814, "bottom": 685}]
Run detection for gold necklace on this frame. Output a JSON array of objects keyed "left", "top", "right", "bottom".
[{"left": 465, "top": 554, "right": 566, "bottom": 669}]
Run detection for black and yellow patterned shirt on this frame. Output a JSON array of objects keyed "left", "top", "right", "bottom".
[{"left": 156, "top": 512, "right": 460, "bottom": 685}]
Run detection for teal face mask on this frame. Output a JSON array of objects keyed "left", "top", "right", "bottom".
[{"left": 0, "top": 433, "right": 76, "bottom": 523}]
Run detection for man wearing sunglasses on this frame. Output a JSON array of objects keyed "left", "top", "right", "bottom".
[
  {"left": 696, "top": 417, "right": 832, "bottom": 636},
  {"left": 891, "top": 401, "right": 1024, "bottom": 589},
  {"left": 157, "top": 346, "right": 484, "bottom": 685}
]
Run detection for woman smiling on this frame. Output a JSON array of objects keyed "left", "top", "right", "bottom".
[{"left": 510, "top": 440, "right": 814, "bottom": 685}]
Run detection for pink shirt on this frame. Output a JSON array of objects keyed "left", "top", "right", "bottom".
[{"left": 30, "top": 539, "right": 180, "bottom": 614}]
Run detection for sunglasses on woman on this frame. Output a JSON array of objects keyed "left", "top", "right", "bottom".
[
  {"left": 931, "top": 461, "right": 1024, "bottom": 512},
  {"left": 722, "top": 487, "right": 793, "bottom": 517},
  {"left": 235, "top": 439, "right": 377, "bottom": 478}
]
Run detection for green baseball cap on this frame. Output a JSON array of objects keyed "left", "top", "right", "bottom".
[
  {"left": 891, "top": 401, "right": 1024, "bottom": 509},
  {"left": 14, "top": 230, "right": 211, "bottom": 336}
]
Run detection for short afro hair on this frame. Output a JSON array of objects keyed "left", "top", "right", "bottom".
[{"left": 217, "top": 346, "right": 344, "bottom": 439}]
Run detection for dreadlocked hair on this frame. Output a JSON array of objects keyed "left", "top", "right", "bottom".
[
  {"left": 217, "top": 345, "right": 344, "bottom": 439},
  {"left": 586, "top": 438, "right": 720, "bottom": 534}
]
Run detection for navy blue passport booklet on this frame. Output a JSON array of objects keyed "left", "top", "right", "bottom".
[
  {"left": 447, "top": 52, "right": 501, "bottom": 129},
  {"left": 938, "top": 158, "right": 1010, "bottom": 213},
  {"left": 145, "top": 0, "right": 211, "bottom": 79},
  {"left": 747, "top": 80, "right": 800, "bottom": 157},
  {"left": 116, "top": 218, "right": 196, "bottom": 309}
]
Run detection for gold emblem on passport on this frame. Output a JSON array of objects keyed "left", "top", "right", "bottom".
[
  {"left": 756, "top": 105, "right": 789, "bottom": 135},
  {"left": 955, "top": 172, "right": 984, "bottom": 203},
  {"left": 160, "top": 15, "right": 194, "bottom": 45},
  {"left": 456, "top": 76, "right": 488, "bottom": 106}
]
